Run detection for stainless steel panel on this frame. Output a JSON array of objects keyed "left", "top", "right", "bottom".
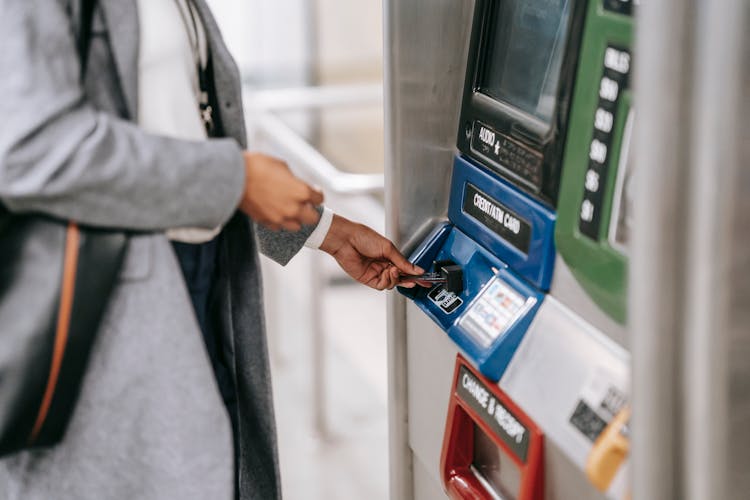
[
  {"left": 405, "top": 302, "right": 460, "bottom": 494},
  {"left": 385, "top": 0, "right": 475, "bottom": 250},
  {"left": 683, "top": 1, "right": 747, "bottom": 499},
  {"left": 413, "top": 452, "right": 450, "bottom": 500},
  {"left": 386, "top": 290, "right": 413, "bottom": 500},
  {"left": 385, "top": 1, "right": 475, "bottom": 498}
]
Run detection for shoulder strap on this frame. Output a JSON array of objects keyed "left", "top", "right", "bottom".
[{"left": 77, "top": 0, "right": 97, "bottom": 77}]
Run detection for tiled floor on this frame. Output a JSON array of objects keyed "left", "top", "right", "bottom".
[{"left": 262, "top": 217, "right": 390, "bottom": 500}]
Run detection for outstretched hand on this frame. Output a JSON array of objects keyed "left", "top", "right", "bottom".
[{"left": 320, "top": 215, "right": 424, "bottom": 290}]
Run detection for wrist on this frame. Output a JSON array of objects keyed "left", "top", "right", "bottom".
[
  {"left": 320, "top": 214, "right": 352, "bottom": 255},
  {"left": 304, "top": 206, "right": 333, "bottom": 249}
]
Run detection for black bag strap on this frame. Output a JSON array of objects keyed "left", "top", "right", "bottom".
[{"left": 77, "top": 0, "right": 96, "bottom": 76}]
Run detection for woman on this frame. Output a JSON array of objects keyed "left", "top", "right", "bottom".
[{"left": 0, "top": 0, "right": 421, "bottom": 498}]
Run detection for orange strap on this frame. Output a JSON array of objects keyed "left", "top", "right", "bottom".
[{"left": 28, "top": 223, "right": 80, "bottom": 443}]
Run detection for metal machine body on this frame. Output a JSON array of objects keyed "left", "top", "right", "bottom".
[{"left": 385, "top": 0, "right": 749, "bottom": 499}]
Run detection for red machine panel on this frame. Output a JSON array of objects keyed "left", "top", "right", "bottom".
[{"left": 441, "top": 355, "right": 544, "bottom": 500}]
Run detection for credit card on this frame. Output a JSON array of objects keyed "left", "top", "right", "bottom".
[{"left": 398, "top": 272, "right": 446, "bottom": 285}]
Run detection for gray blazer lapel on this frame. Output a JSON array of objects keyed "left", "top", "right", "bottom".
[{"left": 98, "top": 0, "right": 139, "bottom": 119}]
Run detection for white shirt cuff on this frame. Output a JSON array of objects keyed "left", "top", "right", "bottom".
[{"left": 304, "top": 206, "right": 334, "bottom": 249}]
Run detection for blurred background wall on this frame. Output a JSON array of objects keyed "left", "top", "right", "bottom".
[{"left": 206, "top": 2, "right": 388, "bottom": 499}]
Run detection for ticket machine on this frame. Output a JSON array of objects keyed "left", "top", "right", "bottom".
[
  {"left": 397, "top": 0, "right": 584, "bottom": 382},
  {"left": 386, "top": 0, "right": 636, "bottom": 499},
  {"left": 386, "top": 0, "right": 749, "bottom": 498}
]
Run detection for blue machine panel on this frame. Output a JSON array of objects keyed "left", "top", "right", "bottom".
[
  {"left": 398, "top": 154, "right": 557, "bottom": 380},
  {"left": 449, "top": 155, "right": 556, "bottom": 290},
  {"left": 399, "top": 226, "right": 544, "bottom": 381}
]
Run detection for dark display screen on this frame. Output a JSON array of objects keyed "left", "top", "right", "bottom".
[
  {"left": 479, "top": 0, "right": 572, "bottom": 127},
  {"left": 473, "top": 425, "right": 522, "bottom": 499}
]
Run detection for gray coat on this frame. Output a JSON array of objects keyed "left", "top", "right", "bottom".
[{"left": 0, "top": 1, "right": 313, "bottom": 498}]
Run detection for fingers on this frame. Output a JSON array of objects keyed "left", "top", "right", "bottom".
[
  {"left": 378, "top": 270, "right": 398, "bottom": 290},
  {"left": 386, "top": 265, "right": 400, "bottom": 289},
  {"left": 381, "top": 265, "right": 407, "bottom": 291},
  {"left": 281, "top": 220, "right": 302, "bottom": 232},
  {"left": 259, "top": 187, "right": 322, "bottom": 232},
  {"left": 384, "top": 242, "right": 424, "bottom": 275},
  {"left": 363, "top": 265, "right": 427, "bottom": 291},
  {"left": 289, "top": 180, "right": 323, "bottom": 203},
  {"left": 398, "top": 281, "right": 417, "bottom": 289},
  {"left": 308, "top": 186, "right": 324, "bottom": 206},
  {"left": 265, "top": 203, "right": 318, "bottom": 232},
  {"left": 298, "top": 203, "right": 320, "bottom": 225},
  {"left": 240, "top": 151, "right": 325, "bottom": 231},
  {"left": 277, "top": 183, "right": 323, "bottom": 229},
  {"left": 360, "top": 263, "right": 399, "bottom": 291},
  {"left": 395, "top": 276, "right": 429, "bottom": 288}
]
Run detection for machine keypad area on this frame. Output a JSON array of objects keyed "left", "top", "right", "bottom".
[
  {"left": 578, "top": 46, "right": 631, "bottom": 240},
  {"left": 470, "top": 121, "right": 544, "bottom": 192}
]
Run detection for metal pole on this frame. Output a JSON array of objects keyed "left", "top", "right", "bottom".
[
  {"left": 630, "top": 0, "right": 695, "bottom": 498},
  {"left": 683, "top": 1, "right": 744, "bottom": 498},
  {"left": 384, "top": 0, "right": 413, "bottom": 495},
  {"left": 632, "top": 0, "right": 748, "bottom": 498}
]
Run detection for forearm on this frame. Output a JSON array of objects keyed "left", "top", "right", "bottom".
[{"left": 0, "top": 108, "right": 245, "bottom": 230}]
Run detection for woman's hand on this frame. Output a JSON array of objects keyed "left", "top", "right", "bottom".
[
  {"left": 238, "top": 152, "right": 324, "bottom": 231},
  {"left": 320, "top": 214, "right": 424, "bottom": 290}
]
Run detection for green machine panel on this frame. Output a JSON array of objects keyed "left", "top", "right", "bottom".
[{"left": 556, "top": 0, "right": 634, "bottom": 324}]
